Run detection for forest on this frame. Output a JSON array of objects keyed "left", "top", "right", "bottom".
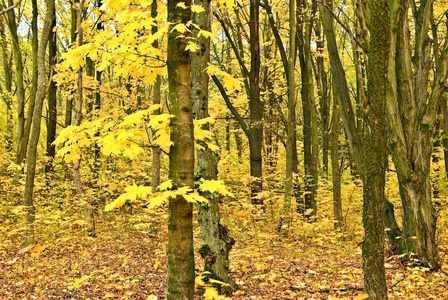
[{"left": 0, "top": 0, "right": 447, "bottom": 298}]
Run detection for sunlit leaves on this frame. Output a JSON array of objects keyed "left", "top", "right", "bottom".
[
  {"left": 199, "top": 179, "right": 234, "bottom": 197},
  {"left": 206, "top": 63, "right": 243, "bottom": 92}
]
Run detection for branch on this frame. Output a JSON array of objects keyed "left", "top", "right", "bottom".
[
  {"left": 211, "top": 74, "right": 249, "bottom": 137},
  {"left": 213, "top": 11, "right": 250, "bottom": 78},
  {"left": 320, "top": 0, "right": 367, "bottom": 53},
  {"left": 0, "top": 0, "right": 20, "bottom": 16},
  {"left": 260, "top": 1, "right": 290, "bottom": 85}
]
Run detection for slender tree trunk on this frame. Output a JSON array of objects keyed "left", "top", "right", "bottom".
[
  {"left": 167, "top": 0, "right": 195, "bottom": 298},
  {"left": 331, "top": 82, "right": 343, "bottom": 229},
  {"left": 16, "top": 0, "right": 39, "bottom": 168},
  {"left": 282, "top": 0, "right": 297, "bottom": 230},
  {"left": 6, "top": 0, "right": 26, "bottom": 169},
  {"left": 361, "top": 0, "right": 390, "bottom": 296},
  {"left": 192, "top": 2, "right": 237, "bottom": 291},
  {"left": 151, "top": 0, "right": 161, "bottom": 192},
  {"left": 315, "top": 20, "right": 330, "bottom": 176},
  {"left": 298, "top": 0, "right": 317, "bottom": 216},
  {"left": 249, "top": 0, "right": 263, "bottom": 203},
  {"left": 443, "top": 95, "right": 448, "bottom": 178},
  {"left": 0, "top": 17, "right": 13, "bottom": 153},
  {"left": 45, "top": 6, "right": 57, "bottom": 174},
  {"left": 65, "top": 0, "right": 78, "bottom": 127},
  {"left": 72, "top": 0, "right": 94, "bottom": 236},
  {"left": 23, "top": 0, "right": 55, "bottom": 246}
]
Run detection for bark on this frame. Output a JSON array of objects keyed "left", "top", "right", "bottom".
[
  {"left": 167, "top": 0, "right": 195, "bottom": 298},
  {"left": 298, "top": 0, "right": 317, "bottom": 216},
  {"left": 65, "top": 0, "right": 78, "bottom": 127},
  {"left": 248, "top": 0, "right": 263, "bottom": 203},
  {"left": 315, "top": 20, "right": 330, "bottom": 176},
  {"left": 213, "top": 8, "right": 263, "bottom": 204},
  {"left": 151, "top": 0, "right": 161, "bottom": 193},
  {"left": 0, "top": 17, "right": 13, "bottom": 153},
  {"left": 45, "top": 5, "right": 57, "bottom": 174},
  {"left": 361, "top": 0, "right": 390, "bottom": 296},
  {"left": 331, "top": 81, "right": 343, "bottom": 230},
  {"left": 319, "top": 0, "right": 389, "bottom": 297},
  {"left": 5, "top": 0, "right": 26, "bottom": 167},
  {"left": 385, "top": 0, "right": 446, "bottom": 265},
  {"left": 192, "top": 1, "right": 237, "bottom": 284},
  {"left": 443, "top": 95, "right": 448, "bottom": 179},
  {"left": 282, "top": 0, "right": 297, "bottom": 230},
  {"left": 15, "top": 0, "right": 39, "bottom": 171},
  {"left": 72, "top": 0, "right": 95, "bottom": 236},
  {"left": 23, "top": 0, "right": 55, "bottom": 246}
]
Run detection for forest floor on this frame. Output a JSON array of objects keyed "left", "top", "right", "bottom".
[{"left": 1, "top": 162, "right": 448, "bottom": 299}]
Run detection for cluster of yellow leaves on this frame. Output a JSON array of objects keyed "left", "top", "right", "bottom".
[
  {"left": 104, "top": 179, "right": 233, "bottom": 212},
  {"left": 54, "top": 104, "right": 172, "bottom": 164}
]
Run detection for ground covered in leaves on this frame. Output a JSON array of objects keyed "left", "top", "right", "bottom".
[{"left": 1, "top": 160, "right": 448, "bottom": 299}]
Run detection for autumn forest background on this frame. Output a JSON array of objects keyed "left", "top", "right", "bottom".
[{"left": 0, "top": 0, "right": 448, "bottom": 298}]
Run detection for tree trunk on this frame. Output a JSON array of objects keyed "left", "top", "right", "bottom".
[
  {"left": 167, "top": 0, "right": 195, "bottom": 298},
  {"left": 331, "top": 81, "right": 343, "bottom": 230},
  {"left": 385, "top": 0, "right": 445, "bottom": 266},
  {"left": 151, "top": 0, "right": 161, "bottom": 192},
  {"left": 298, "top": 0, "right": 317, "bottom": 216},
  {"left": 16, "top": 0, "right": 39, "bottom": 168},
  {"left": 361, "top": 0, "right": 390, "bottom": 296},
  {"left": 442, "top": 95, "right": 448, "bottom": 179},
  {"left": 0, "top": 17, "right": 13, "bottom": 153},
  {"left": 248, "top": 0, "right": 263, "bottom": 203},
  {"left": 23, "top": 0, "right": 55, "bottom": 246},
  {"left": 45, "top": 6, "right": 57, "bottom": 174},
  {"left": 6, "top": 0, "right": 26, "bottom": 169},
  {"left": 282, "top": 0, "right": 297, "bottom": 230},
  {"left": 65, "top": 0, "right": 78, "bottom": 127}
]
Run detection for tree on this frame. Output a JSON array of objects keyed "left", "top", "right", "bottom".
[
  {"left": 318, "top": 0, "right": 390, "bottom": 297},
  {"left": 45, "top": 4, "right": 57, "bottom": 174},
  {"left": 166, "top": 0, "right": 195, "bottom": 298},
  {"left": 192, "top": 0, "right": 238, "bottom": 293},
  {"left": 23, "top": 0, "right": 55, "bottom": 245},
  {"left": 213, "top": 2, "right": 263, "bottom": 204},
  {"left": 385, "top": 0, "right": 448, "bottom": 265},
  {"left": 361, "top": 0, "right": 390, "bottom": 296}
]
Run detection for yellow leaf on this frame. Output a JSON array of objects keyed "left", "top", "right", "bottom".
[
  {"left": 353, "top": 294, "right": 369, "bottom": 300},
  {"left": 204, "top": 286, "right": 219, "bottom": 300},
  {"left": 199, "top": 180, "right": 234, "bottom": 197},
  {"left": 171, "top": 23, "right": 189, "bottom": 34},
  {"left": 185, "top": 42, "right": 200, "bottom": 52},
  {"left": 191, "top": 4, "right": 205, "bottom": 13}
]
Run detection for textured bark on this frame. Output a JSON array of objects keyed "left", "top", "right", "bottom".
[
  {"left": 298, "top": 0, "right": 317, "bottom": 216},
  {"left": 331, "top": 84, "right": 343, "bottom": 230},
  {"left": 45, "top": 6, "right": 57, "bottom": 174},
  {"left": 443, "top": 95, "right": 448, "bottom": 178},
  {"left": 319, "top": 0, "right": 389, "bottom": 297},
  {"left": 16, "top": 0, "right": 39, "bottom": 168},
  {"left": 72, "top": 1, "right": 95, "bottom": 236},
  {"left": 167, "top": 0, "right": 195, "bottom": 298},
  {"left": 151, "top": 0, "right": 161, "bottom": 193},
  {"left": 385, "top": 0, "right": 446, "bottom": 265},
  {"left": 65, "top": 0, "right": 78, "bottom": 127},
  {"left": 248, "top": 0, "right": 263, "bottom": 203},
  {"left": 5, "top": 0, "right": 26, "bottom": 168},
  {"left": 0, "top": 17, "right": 13, "bottom": 153},
  {"left": 361, "top": 0, "right": 389, "bottom": 296},
  {"left": 23, "top": 0, "right": 55, "bottom": 246},
  {"left": 315, "top": 20, "right": 330, "bottom": 176},
  {"left": 282, "top": 0, "right": 297, "bottom": 229}
]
